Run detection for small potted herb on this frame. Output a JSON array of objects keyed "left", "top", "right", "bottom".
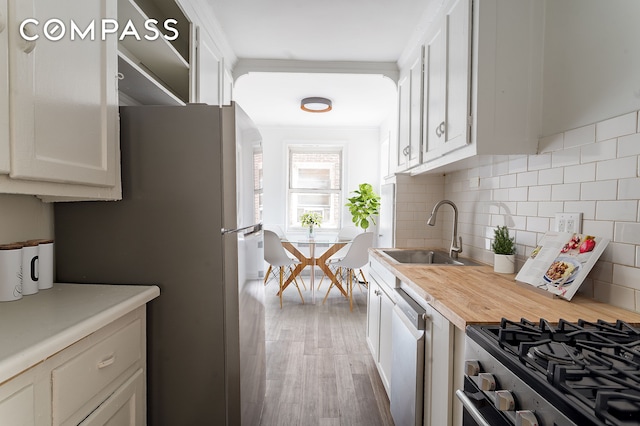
[
  {"left": 492, "top": 226, "right": 515, "bottom": 273},
  {"left": 345, "top": 183, "right": 381, "bottom": 231},
  {"left": 300, "top": 212, "right": 322, "bottom": 238}
]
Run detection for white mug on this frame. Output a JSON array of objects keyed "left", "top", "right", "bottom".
[
  {"left": 0, "top": 243, "right": 23, "bottom": 302},
  {"left": 21, "top": 241, "right": 39, "bottom": 296},
  {"left": 28, "top": 239, "right": 54, "bottom": 290}
]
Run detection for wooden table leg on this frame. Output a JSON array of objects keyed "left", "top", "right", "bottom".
[{"left": 315, "top": 243, "right": 348, "bottom": 298}]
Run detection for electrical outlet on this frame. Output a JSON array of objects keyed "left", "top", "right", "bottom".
[{"left": 554, "top": 213, "right": 583, "bottom": 233}]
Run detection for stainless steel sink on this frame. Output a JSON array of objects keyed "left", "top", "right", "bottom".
[{"left": 382, "top": 250, "right": 481, "bottom": 266}]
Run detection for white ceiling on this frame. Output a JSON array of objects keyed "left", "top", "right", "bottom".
[{"left": 206, "top": 0, "right": 431, "bottom": 127}]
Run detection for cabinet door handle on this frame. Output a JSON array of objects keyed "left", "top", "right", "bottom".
[
  {"left": 402, "top": 146, "right": 410, "bottom": 156},
  {"left": 374, "top": 289, "right": 381, "bottom": 296},
  {"left": 19, "top": 21, "right": 37, "bottom": 54},
  {"left": 97, "top": 354, "right": 116, "bottom": 369},
  {"left": 435, "top": 121, "right": 445, "bottom": 138}
]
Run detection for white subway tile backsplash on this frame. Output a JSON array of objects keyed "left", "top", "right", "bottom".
[
  {"left": 527, "top": 217, "right": 550, "bottom": 233},
  {"left": 596, "top": 112, "right": 638, "bottom": 141},
  {"left": 615, "top": 222, "right": 640, "bottom": 245},
  {"left": 617, "top": 132, "right": 640, "bottom": 157},
  {"left": 516, "top": 201, "right": 538, "bottom": 217},
  {"left": 596, "top": 200, "right": 638, "bottom": 221},
  {"left": 564, "top": 124, "right": 595, "bottom": 148},
  {"left": 580, "top": 180, "right": 618, "bottom": 201},
  {"left": 594, "top": 282, "right": 636, "bottom": 311},
  {"left": 508, "top": 156, "right": 528, "bottom": 174},
  {"left": 517, "top": 171, "right": 538, "bottom": 187},
  {"left": 551, "top": 183, "right": 581, "bottom": 201},
  {"left": 596, "top": 157, "right": 637, "bottom": 181},
  {"left": 432, "top": 110, "right": 640, "bottom": 313},
  {"left": 508, "top": 187, "right": 528, "bottom": 202},
  {"left": 528, "top": 185, "right": 551, "bottom": 201},
  {"left": 499, "top": 174, "right": 516, "bottom": 189},
  {"left": 528, "top": 154, "right": 551, "bottom": 171},
  {"left": 537, "top": 201, "right": 564, "bottom": 218},
  {"left": 538, "top": 167, "right": 564, "bottom": 185},
  {"left": 514, "top": 230, "right": 538, "bottom": 247},
  {"left": 564, "top": 201, "right": 596, "bottom": 220},
  {"left": 600, "top": 242, "right": 635, "bottom": 266},
  {"left": 581, "top": 139, "right": 617, "bottom": 163},
  {"left": 612, "top": 264, "right": 640, "bottom": 291},
  {"left": 618, "top": 178, "right": 640, "bottom": 200},
  {"left": 539, "top": 133, "right": 564, "bottom": 153},
  {"left": 564, "top": 163, "right": 596, "bottom": 183},
  {"left": 582, "top": 220, "right": 614, "bottom": 239},
  {"left": 551, "top": 147, "right": 581, "bottom": 168}
]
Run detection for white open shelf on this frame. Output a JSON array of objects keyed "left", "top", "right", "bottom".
[
  {"left": 118, "top": 50, "right": 185, "bottom": 106},
  {"left": 118, "top": 0, "right": 190, "bottom": 103}
]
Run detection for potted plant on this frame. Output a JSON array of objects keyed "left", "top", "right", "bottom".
[
  {"left": 345, "top": 183, "right": 381, "bottom": 231},
  {"left": 491, "top": 225, "right": 515, "bottom": 273},
  {"left": 300, "top": 212, "right": 322, "bottom": 238}
]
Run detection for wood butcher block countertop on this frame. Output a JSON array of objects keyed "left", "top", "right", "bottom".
[{"left": 370, "top": 249, "right": 640, "bottom": 331}]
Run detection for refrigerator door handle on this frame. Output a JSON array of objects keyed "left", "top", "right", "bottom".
[{"left": 221, "top": 223, "right": 262, "bottom": 235}]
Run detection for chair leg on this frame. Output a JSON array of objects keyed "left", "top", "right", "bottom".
[
  {"left": 279, "top": 266, "right": 284, "bottom": 309},
  {"left": 264, "top": 265, "right": 272, "bottom": 286},
  {"left": 322, "top": 281, "right": 334, "bottom": 305},
  {"left": 290, "top": 267, "right": 305, "bottom": 304},
  {"left": 348, "top": 268, "right": 354, "bottom": 312},
  {"left": 359, "top": 268, "right": 368, "bottom": 288}
]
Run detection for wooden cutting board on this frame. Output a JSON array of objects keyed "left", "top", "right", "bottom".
[{"left": 370, "top": 249, "right": 640, "bottom": 331}]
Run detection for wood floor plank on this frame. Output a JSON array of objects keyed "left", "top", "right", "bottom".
[{"left": 260, "top": 277, "right": 393, "bottom": 426}]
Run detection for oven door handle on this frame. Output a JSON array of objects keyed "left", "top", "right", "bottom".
[{"left": 455, "top": 389, "right": 492, "bottom": 426}]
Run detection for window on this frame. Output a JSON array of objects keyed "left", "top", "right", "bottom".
[{"left": 288, "top": 146, "right": 342, "bottom": 230}]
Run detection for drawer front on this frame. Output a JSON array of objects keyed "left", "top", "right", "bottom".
[
  {"left": 369, "top": 257, "right": 397, "bottom": 293},
  {"left": 52, "top": 319, "right": 143, "bottom": 425},
  {"left": 79, "top": 369, "right": 145, "bottom": 426}
]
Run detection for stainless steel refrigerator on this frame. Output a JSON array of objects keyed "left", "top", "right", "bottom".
[{"left": 54, "top": 103, "right": 266, "bottom": 426}]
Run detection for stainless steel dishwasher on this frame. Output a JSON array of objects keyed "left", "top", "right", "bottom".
[{"left": 390, "top": 288, "right": 426, "bottom": 426}]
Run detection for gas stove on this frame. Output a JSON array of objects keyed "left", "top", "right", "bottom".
[{"left": 460, "top": 318, "right": 640, "bottom": 426}]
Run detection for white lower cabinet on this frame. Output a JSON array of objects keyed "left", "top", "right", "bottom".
[
  {"left": 366, "top": 258, "right": 396, "bottom": 394},
  {"left": 367, "top": 255, "right": 465, "bottom": 426},
  {"left": 0, "top": 307, "right": 147, "bottom": 426}
]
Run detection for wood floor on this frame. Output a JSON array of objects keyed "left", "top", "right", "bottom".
[{"left": 259, "top": 273, "right": 394, "bottom": 426}]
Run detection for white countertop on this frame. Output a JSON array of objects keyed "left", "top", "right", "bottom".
[{"left": 0, "top": 283, "right": 160, "bottom": 385}]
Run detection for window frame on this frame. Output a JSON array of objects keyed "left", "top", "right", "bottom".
[{"left": 286, "top": 144, "right": 344, "bottom": 232}]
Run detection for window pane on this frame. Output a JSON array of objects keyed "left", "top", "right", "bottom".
[
  {"left": 290, "top": 151, "right": 341, "bottom": 190},
  {"left": 288, "top": 192, "right": 341, "bottom": 229}
]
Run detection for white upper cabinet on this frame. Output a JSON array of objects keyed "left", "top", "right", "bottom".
[
  {"left": 423, "top": 0, "right": 471, "bottom": 163},
  {"left": 401, "top": 0, "right": 543, "bottom": 174},
  {"left": 396, "top": 74, "right": 410, "bottom": 172},
  {"left": 195, "top": 27, "right": 221, "bottom": 105},
  {"left": 4, "top": 0, "right": 120, "bottom": 199},
  {"left": 0, "top": 0, "right": 8, "bottom": 174},
  {"left": 396, "top": 49, "right": 424, "bottom": 173}
]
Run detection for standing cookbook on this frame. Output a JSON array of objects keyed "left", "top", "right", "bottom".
[{"left": 515, "top": 231, "right": 609, "bottom": 300}]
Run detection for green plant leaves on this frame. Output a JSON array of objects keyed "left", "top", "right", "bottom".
[
  {"left": 345, "top": 183, "right": 380, "bottom": 231},
  {"left": 491, "top": 225, "right": 515, "bottom": 255}
]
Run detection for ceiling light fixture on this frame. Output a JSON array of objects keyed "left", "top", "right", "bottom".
[{"left": 301, "top": 97, "right": 332, "bottom": 113}]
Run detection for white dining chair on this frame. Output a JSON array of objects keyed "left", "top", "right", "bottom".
[
  {"left": 322, "top": 232, "right": 374, "bottom": 311},
  {"left": 316, "top": 226, "right": 361, "bottom": 290},
  {"left": 263, "top": 230, "right": 305, "bottom": 308}
]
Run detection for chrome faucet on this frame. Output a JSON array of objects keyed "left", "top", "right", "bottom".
[{"left": 427, "top": 200, "right": 462, "bottom": 259}]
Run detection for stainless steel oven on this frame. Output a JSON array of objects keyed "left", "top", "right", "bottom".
[{"left": 458, "top": 318, "right": 640, "bottom": 426}]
